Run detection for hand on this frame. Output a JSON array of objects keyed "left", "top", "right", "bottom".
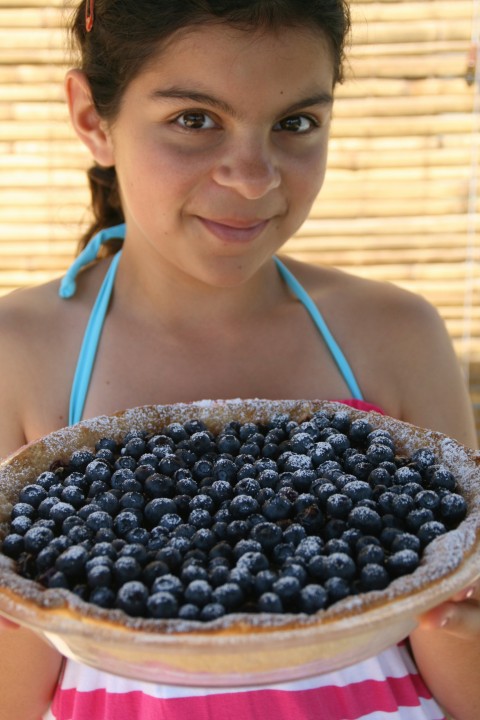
[{"left": 417, "top": 579, "right": 480, "bottom": 638}]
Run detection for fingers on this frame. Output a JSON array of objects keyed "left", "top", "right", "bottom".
[{"left": 418, "top": 583, "right": 480, "bottom": 637}]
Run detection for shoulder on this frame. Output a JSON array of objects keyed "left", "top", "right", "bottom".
[
  {"left": 278, "top": 256, "right": 476, "bottom": 445},
  {"left": 279, "top": 254, "right": 441, "bottom": 343},
  {"left": 0, "top": 262, "right": 108, "bottom": 456}
]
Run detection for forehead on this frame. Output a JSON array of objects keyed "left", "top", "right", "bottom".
[{"left": 135, "top": 23, "right": 335, "bottom": 103}]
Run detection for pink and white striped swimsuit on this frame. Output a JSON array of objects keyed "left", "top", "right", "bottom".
[{"left": 46, "top": 642, "right": 445, "bottom": 720}]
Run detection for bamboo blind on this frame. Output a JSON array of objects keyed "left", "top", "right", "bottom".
[{"left": 0, "top": 0, "right": 479, "bottom": 362}]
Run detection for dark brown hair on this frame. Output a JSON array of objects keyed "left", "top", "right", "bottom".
[{"left": 69, "top": 0, "right": 351, "bottom": 252}]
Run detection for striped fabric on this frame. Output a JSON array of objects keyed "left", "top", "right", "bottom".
[{"left": 46, "top": 643, "right": 445, "bottom": 720}]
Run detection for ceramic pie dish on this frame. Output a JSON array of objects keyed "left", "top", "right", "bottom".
[{"left": 0, "top": 399, "right": 479, "bottom": 687}]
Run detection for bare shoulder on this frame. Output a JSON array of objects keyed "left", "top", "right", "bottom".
[
  {"left": 280, "top": 256, "right": 476, "bottom": 446},
  {"left": 0, "top": 262, "right": 106, "bottom": 456}
]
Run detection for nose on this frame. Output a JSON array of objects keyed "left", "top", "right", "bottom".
[{"left": 212, "top": 135, "right": 281, "bottom": 199}]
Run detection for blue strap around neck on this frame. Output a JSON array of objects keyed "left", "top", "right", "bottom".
[
  {"left": 274, "top": 257, "right": 363, "bottom": 401},
  {"left": 60, "top": 224, "right": 363, "bottom": 425},
  {"left": 59, "top": 224, "right": 126, "bottom": 299},
  {"left": 60, "top": 224, "right": 126, "bottom": 425}
]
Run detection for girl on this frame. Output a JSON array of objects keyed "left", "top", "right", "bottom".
[{"left": 0, "top": 1, "right": 479, "bottom": 718}]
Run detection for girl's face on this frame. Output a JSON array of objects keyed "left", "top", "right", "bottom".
[{"left": 104, "top": 23, "right": 335, "bottom": 287}]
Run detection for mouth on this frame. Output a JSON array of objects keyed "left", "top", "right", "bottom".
[{"left": 196, "top": 217, "right": 270, "bottom": 243}]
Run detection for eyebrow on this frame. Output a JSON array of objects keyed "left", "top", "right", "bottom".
[{"left": 148, "top": 87, "right": 334, "bottom": 117}]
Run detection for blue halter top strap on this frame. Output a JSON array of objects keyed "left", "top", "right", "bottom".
[
  {"left": 60, "top": 224, "right": 363, "bottom": 425},
  {"left": 60, "top": 224, "right": 125, "bottom": 425},
  {"left": 274, "top": 257, "right": 363, "bottom": 401}
]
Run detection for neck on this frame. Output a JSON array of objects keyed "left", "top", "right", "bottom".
[{"left": 113, "top": 239, "right": 287, "bottom": 336}]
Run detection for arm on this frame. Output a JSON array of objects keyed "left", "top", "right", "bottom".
[
  {"left": 383, "top": 293, "right": 480, "bottom": 719},
  {"left": 0, "top": 294, "right": 63, "bottom": 720}
]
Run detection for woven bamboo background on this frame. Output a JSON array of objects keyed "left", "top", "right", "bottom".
[{"left": 1, "top": 0, "right": 480, "bottom": 429}]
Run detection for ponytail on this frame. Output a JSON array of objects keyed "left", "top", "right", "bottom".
[{"left": 77, "top": 165, "right": 124, "bottom": 254}]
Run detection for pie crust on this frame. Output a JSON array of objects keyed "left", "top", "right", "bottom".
[{"left": 0, "top": 399, "right": 479, "bottom": 685}]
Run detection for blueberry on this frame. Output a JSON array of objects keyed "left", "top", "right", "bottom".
[
  {"left": 188, "top": 509, "right": 213, "bottom": 529},
  {"left": 386, "top": 549, "right": 419, "bottom": 578},
  {"left": 212, "top": 582, "right": 244, "bottom": 611},
  {"left": 10, "top": 515, "right": 33, "bottom": 535},
  {"left": 366, "top": 442, "right": 395, "bottom": 465},
  {"left": 200, "top": 603, "right": 226, "bottom": 621},
  {"left": 152, "top": 573, "right": 184, "bottom": 597},
  {"left": 35, "top": 471, "right": 59, "bottom": 490},
  {"left": 18, "top": 484, "right": 47, "bottom": 509},
  {"left": 360, "top": 563, "right": 390, "bottom": 591},
  {"left": 236, "top": 551, "right": 269, "bottom": 574},
  {"left": 144, "top": 498, "right": 177, "bottom": 526},
  {"left": 357, "top": 544, "right": 385, "bottom": 567},
  {"left": 85, "top": 460, "right": 112, "bottom": 484},
  {"left": 113, "top": 556, "right": 142, "bottom": 583},
  {"left": 85, "top": 510, "right": 114, "bottom": 532},
  {"left": 24, "top": 525, "right": 54, "bottom": 554},
  {"left": 348, "top": 419, "right": 374, "bottom": 445},
  {"left": 184, "top": 579, "right": 212, "bottom": 607},
  {"left": 47, "top": 570, "right": 70, "bottom": 589},
  {"left": 55, "top": 545, "right": 88, "bottom": 577},
  {"left": 391, "top": 493, "right": 415, "bottom": 519},
  {"left": 343, "top": 481, "right": 372, "bottom": 502},
  {"left": 272, "top": 575, "right": 301, "bottom": 603},
  {"left": 11, "top": 502, "right": 37, "bottom": 520},
  {"left": 289, "top": 432, "right": 314, "bottom": 454},
  {"left": 348, "top": 506, "right": 382, "bottom": 535},
  {"left": 440, "top": 493, "right": 467, "bottom": 524},
  {"left": 324, "top": 552, "right": 356, "bottom": 581},
  {"left": 271, "top": 542, "right": 295, "bottom": 565},
  {"left": 2, "top": 533, "right": 25, "bottom": 559},
  {"left": 178, "top": 603, "right": 200, "bottom": 620},
  {"left": 114, "top": 510, "right": 141, "bottom": 537},
  {"left": 258, "top": 592, "right": 283, "bottom": 612},
  {"left": 394, "top": 466, "right": 422, "bottom": 486},
  {"left": 295, "top": 536, "right": 324, "bottom": 562},
  {"left": 262, "top": 494, "right": 292, "bottom": 521},
  {"left": 89, "top": 586, "right": 115, "bottom": 608},
  {"left": 69, "top": 450, "right": 95, "bottom": 472},
  {"left": 428, "top": 466, "right": 456, "bottom": 492},
  {"left": 390, "top": 533, "right": 421, "bottom": 553},
  {"left": 281, "top": 562, "right": 308, "bottom": 585},
  {"left": 147, "top": 591, "right": 179, "bottom": 619},
  {"left": 229, "top": 494, "right": 259, "bottom": 519},
  {"left": 116, "top": 580, "right": 148, "bottom": 616},
  {"left": 300, "top": 584, "right": 328, "bottom": 613},
  {"left": 250, "top": 521, "right": 282, "bottom": 550},
  {"left": 326, "top": 493, "right": 353, "bottom": 520},
  {"left": 325, "top": 576, "right": 351, "bottom": 602},
  {"left": 282, "top": 523, "right": 306, "bottom": 546},
  {"left": 216, "top": 434, "right": 241, "bottom": 455},
  {"left": 60, "top": 486, "right": 85, "bottom": 509},
  {"left": 417, "top": 521, "right": 446, "bottom": 546},
  {"left": 406, "top": 508, "right": 435, "bottom": 533},
  {"left": 87, "top": 564, "right": 112, "bottom": 588}
]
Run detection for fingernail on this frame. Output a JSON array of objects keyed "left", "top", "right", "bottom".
[{"left": 440, "top": 611, "right": 454, "bottom": 628}]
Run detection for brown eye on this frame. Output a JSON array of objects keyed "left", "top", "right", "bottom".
[
  {"left": 176, "top": 112, "right": 216, "bottom": 130},
  {"left": 275, "top": 115, "right": 317, "bottom": 133}
]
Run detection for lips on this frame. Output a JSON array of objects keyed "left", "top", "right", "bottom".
[{"left": 197, "top": 217, "right": 270, "bottom": 243}]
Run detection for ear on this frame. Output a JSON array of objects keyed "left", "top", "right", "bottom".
[{"left": 64, "top": 69, "right": 115, "bottom": 167}]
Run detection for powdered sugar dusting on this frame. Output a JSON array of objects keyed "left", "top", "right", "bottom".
[{"left": 1, "top": 399, "right": 480, "bottom": 658}]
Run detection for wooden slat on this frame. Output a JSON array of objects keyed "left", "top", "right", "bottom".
[{"left": 0, "top": 0, "right": 478, "bottom": 372}]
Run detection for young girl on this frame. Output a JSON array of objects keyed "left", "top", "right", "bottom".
[{"left": 0, "top": 1, "right": 479, "bottom": 718}]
